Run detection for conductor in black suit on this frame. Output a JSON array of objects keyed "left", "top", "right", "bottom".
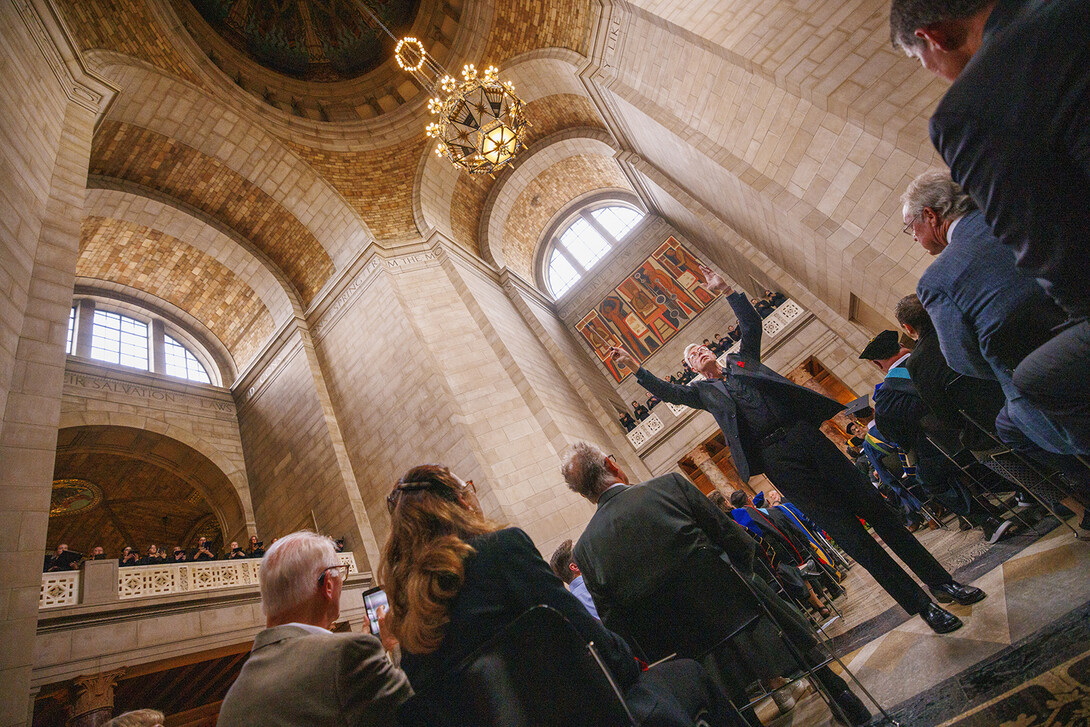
[{"left": 609, "top": 266, "right": 982, "bottom": 633}]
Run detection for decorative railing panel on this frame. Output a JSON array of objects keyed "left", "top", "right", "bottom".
[
  {"left": 41, "top": 572, "right": 80, "bottom": 609},
  {"left": 41, "top": 552, "right": 360, "bottom": 609}
]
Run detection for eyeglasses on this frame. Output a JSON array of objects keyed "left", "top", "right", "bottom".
[
  {"left": 902, "top": 213, "right": 921, "bottom": 235},
  {"left": 318, "top": 564, "right": 350, "bottom": 585}
]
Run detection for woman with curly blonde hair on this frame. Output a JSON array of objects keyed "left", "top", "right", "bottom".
[{"left": 379, "top": 464, "right": 732, "bottom": 726}]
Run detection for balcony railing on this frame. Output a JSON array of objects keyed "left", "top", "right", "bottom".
[
  {"left": 625, "top": 300, "right": 805, "bottom": 450},
  {"left": 40, "top": 552, "right": 360, "bottom": 610}
]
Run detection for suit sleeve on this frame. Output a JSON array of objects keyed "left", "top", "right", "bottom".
[
  {"left": 676, "top": 474, "right": 756, "bottom": 576},
  {"left": 499, "top": 529, "right": 639, "bottom": 687},
  {"left": 725, "top": 292, "right": 763, "bottom": 364},
  {"left": 337, "top": 634, "right": 413, "bottom": 726},
  {"left": 635, "top": 367, "right": 702, "bottom": 410},
  {"left": 916, "top": 284, "right": 994, "bottom": 380}
]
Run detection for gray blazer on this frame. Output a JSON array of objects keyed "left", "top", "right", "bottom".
[{"left": 218, "top": 625, "right": 412, "bottom": 727}]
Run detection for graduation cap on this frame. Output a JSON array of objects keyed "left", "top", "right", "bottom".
[
  {"left": 858, "top": 330, "right": 901, "bottom": 361},
  {"left": 752, "top": 491, "right": 766, "bottom": 507},
  {"left": 843, "top": 395, "right": 872, "bottom": 416}
]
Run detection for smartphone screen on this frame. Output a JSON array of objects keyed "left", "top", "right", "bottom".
[{"left": 362, "top": 587, "right": 389, "bottom": 636}]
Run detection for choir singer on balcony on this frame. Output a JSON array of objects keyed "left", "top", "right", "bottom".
[{"left": 609, "top": 266, "right": 983, "bottom": 634}]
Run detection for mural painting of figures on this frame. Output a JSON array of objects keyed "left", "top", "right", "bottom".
[
  {"left": 575, "top": 237, "right": 722, "bottom": 382},
  {"left": 655, "top": 238, "right": 716, "bottom": 306},
  {"left": 616, "top": 278, "right": 680, "bottom": 341},
  {"left": 576, "top": 312, "right": 634, "bottom": 381},
  {"left": 599, "top": 296, "right": 660, "bottom": 359}
]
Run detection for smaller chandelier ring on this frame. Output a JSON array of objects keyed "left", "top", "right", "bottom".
[{"left": 395, "top": 37, "right": 427, "bottom": 73}]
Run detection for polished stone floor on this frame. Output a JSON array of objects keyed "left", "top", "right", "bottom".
[{"left": 757, "top": 514, "right": 1090, "bottom": 726}]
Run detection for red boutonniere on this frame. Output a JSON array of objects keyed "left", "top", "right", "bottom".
[{"left": 736, "top": 361, "right": 745, "bottom": 368}]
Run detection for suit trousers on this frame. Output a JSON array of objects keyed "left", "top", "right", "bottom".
[
  {"left": 1013, "top": 318, "right": 1090, "bottom": 455},
  {"left": 760, "top": 422, "right": 951, "bottom": 614}
]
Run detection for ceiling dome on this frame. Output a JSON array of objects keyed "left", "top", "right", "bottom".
[{"left": 188, "top": 0, "right": 420, "bottom": 82}]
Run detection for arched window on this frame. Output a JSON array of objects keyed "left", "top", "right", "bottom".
[
  {"left": 66, "top": 300, "right": 220, "bottom": 386},
  {"left": 164, "top": 335, "right": 211, "bottom": 384},
  {"left": 545, "top": 204, "right": 644, "bottom": 298}
]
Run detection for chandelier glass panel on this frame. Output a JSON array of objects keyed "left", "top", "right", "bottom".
[{"left": 351, "top": 2, "right": 530, "bottom": 176}]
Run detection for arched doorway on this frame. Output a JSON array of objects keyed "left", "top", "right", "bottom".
[{"left": 49, "top": 426, "right": 250, "bottom": 559}]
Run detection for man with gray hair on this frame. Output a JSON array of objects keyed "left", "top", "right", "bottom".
[
  {"left": 560, "top": 442, "right": 871, "bottom": 726},
  {"left": 610, "top": 265, "right": 972, "bottom": 634},
  {"left": 890, "top": 0, "right": 1090, "bottom": 454},
  {"left": 218, "top": 531, "right": 411, "bottom": 726},
  {"left": 905, "top": 169, "right": 1079, "bottom": 459}
]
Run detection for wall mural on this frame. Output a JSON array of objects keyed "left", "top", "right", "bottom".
[{"left": 576, "top": 237, "right": 719, "bottom": 382}]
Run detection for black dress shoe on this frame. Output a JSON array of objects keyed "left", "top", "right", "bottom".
[
  {"left": 930, "top": 581, "right": 986, "bottom": 605},
  {"left": 830, "top": 688, "right": 871, "bottom": 726},
  {"left": 921, "top": 602, "right": 963, "bottom": 634}
]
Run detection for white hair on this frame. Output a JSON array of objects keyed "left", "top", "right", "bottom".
[
  {"left": 683, "top": 343, "right": 700, "bottom": 365},
  {"left": 258, "top": 531, "right": 338, "bottom": 620},
  {"left": 901, "top": 169, "right": 977, "bottom": 221}
]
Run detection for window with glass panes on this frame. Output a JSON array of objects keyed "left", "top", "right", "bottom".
[
  {"left": 545, "top": 204, "right": 643, "bottom": 297},
  {"left": 164, "top": 335, "right": 211, "bottom": 383},
  {"left": 66, "top": 307, "right": 76, "bottom": 355},
  {"left": 90, "top": 310, "right": 149, "bottom": 369}
]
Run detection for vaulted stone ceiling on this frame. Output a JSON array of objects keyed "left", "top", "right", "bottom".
[{"left": 78, "top": 216, "right": 276, "bottom": 367}]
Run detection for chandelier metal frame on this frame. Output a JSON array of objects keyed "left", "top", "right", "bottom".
[{"left": 351, "top": 1, "right": 531, "bottom": 176}]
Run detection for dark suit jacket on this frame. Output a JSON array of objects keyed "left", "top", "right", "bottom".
[
  {"left": 218, "top": 625, "right": 411, "bottom": 727},
  {"left": 574, "top": 474, "right": 756, "bottom": 626},
  {"left": 930, "top": 0, "right": 1090, "bottom": 314},
  {"left": 635, "top": 292, "right": 843, "bottom": 480},
  {"left": 917, "top": 210, "right": 1065, "bottom": 388},
  {"left": 400, "top": 528, "right": 638, "bottom": 696}
]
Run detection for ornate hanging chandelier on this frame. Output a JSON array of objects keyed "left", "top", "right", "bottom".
[{"left": 350, "top": 2, "right": 531, "bottom": 176}]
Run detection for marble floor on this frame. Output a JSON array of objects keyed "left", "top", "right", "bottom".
[{"left": 756, "top": 514, "right": 1090, "bottom": 726}]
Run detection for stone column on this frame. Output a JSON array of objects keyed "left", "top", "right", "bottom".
[
  {"left": 690, "top": 445, "right": 734, "bottom": 495},
  {"left": 66, "top": 669, "right": 125, "bottom": 727}
]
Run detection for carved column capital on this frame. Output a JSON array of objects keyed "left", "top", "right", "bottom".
[{"left": 68, "top": 668, "right": 126, "bottom": 726}]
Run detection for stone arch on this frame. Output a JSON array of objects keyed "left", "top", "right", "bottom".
[
  {"left": 83, "top": 55, "right": 374, "bottom": 273},
  {"left": 85, "top": 184, "right": 302, "bottom": 324},
  {"left": 57, "top": 413, "right": 255, "bottom": 541},
  {"left": 477, "top": 131, "right": 627, "bottom": 277}
]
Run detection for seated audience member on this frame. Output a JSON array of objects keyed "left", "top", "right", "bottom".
[
  {"left": 861, "top": 331, "right": 1014, "bottom": 543},
  {"left": 895, "top": 295, "right": 1089, "bottom": 532},
  {"left": 618, "top": 412, "right": 637, "bottom": 432},
  {"left": 119, "top": 546, "right": 139, "bottom": 567},
  {"left": 561, "top": 443, "right": 871, "bottom": 726},
  {"left": 172, "top": 546, "right": 187, "bottom": 563},
  {"left": 218, "top": 531, "right": 411, "bottom": 727},
  {"left": 90, "top": 546, "right": 106, "bottom": 560},
  {"left": 139, "top": 545, "right": 166, "bottom": 566},
  {"left": 646, "top": 392, "right": 661, "bottom": 410},
  {"left": 890, "top": 0, "right": 1090, "bottom": 454},
  {"left": 727, "top": 324, "right": 741, "bottom": 342},
  {"left": 728, "top": 491, "right": 834, "bottom": 617},
  {"left": 757, "top": 490, "right": 846, "bottom": 580},
  {"left": 248, "top": 535, "right": 265, "bottom": 558},
  {"left": 382, "top": 465, "right": 730, "bottom": 727},
  {"left": 904, "top": 170, "right": 1079, "bottom": 454},
  {"left": 766, "top": 290, "right": 787, "bottom": 307},
  {"left": 753, "top": 297, "right": 773, "bottom": 318},
  {"left": 191, "top": 537, "right": 215, "bottom": 561},
  {"left": 103, "top": 709, "right": 164, "bottom": 727},
  {"left": 710, "top": 333, "right": 725, "bottom": 354},
  {"left": 44, "top": 544, "right": 80, "bottom": 572},
  {"left": 632, "top": 400, "right": 650, "bottom": 421},
  {"left": 549, "top": 539, "right": 599, "bottom": 619},
  {"left": 226, "top": 541, "right": 248, "bottom": 560},
  {"left": 862, "top": 422, "right": 929, "bottom": 528}
]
